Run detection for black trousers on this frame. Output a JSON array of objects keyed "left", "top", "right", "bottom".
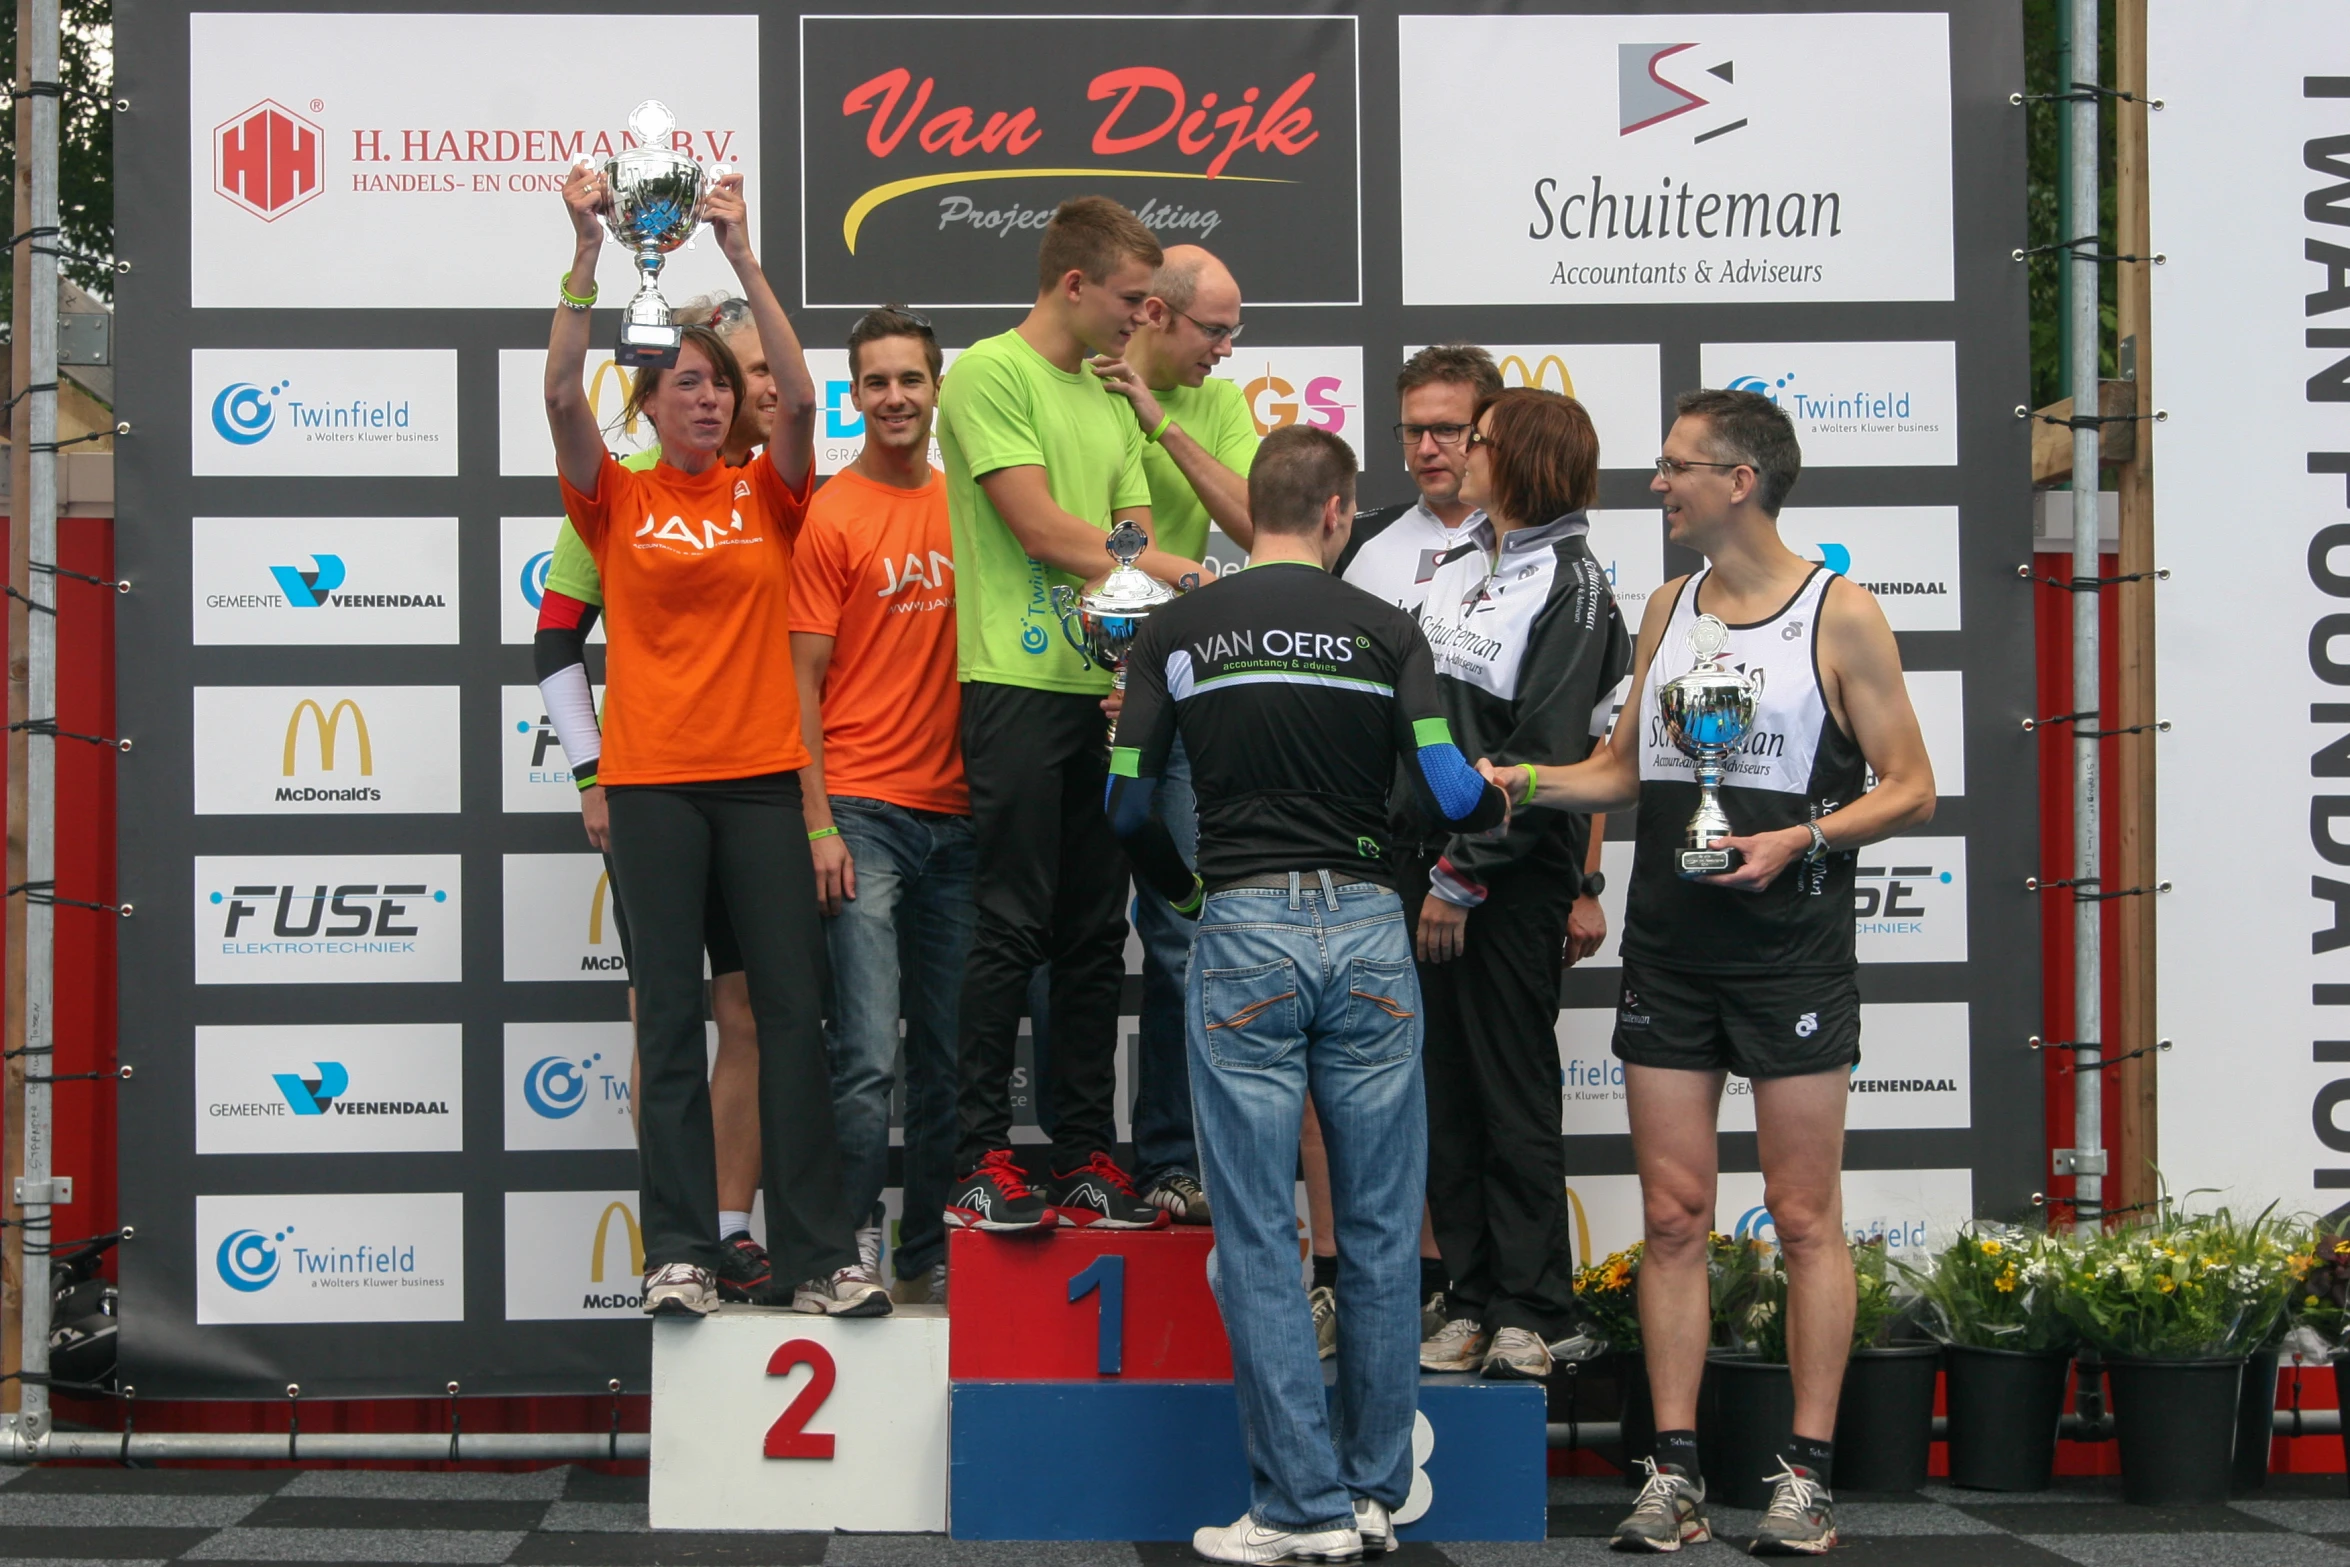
[
  {"left": 1406, "top": 852, "right": 1578, "bottom": 1340},
  {"left": 605, "top": 774, "right": 856, "bottom": 1286},
  {"left": 955, "top": 680, "right": 1130, "bottom": 1172}
]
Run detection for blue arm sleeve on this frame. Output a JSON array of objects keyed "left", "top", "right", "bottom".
[
  {"left": 1418, "top": 741, "right": 1506, "bottom": 830},
  {"left": 1104, "top": 773, "right": 1160, "bottom": 839}
]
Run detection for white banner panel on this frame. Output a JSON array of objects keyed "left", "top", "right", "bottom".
[
  {"left": 195, "top": 1024, "right": 462, "bottom": 1155},
  {"left": 504, "top": 1190, "right": 649, "bottom": 1319},
  {"left": 503, "top": 1023, "right": 639, "bottom": 1151},
  {"left": 498, "top": 350, "right": 660, "bottom": 477},
  {"left": 503, "top": 853, "right": 628, "bottom": 981},
  {"left": 1216, "top": 347, "right": 1370, "bottom": 464},
  {"left": 1854, "top": 836, "right": 1967, "bottom": 964},
  {"left": 1698, "top": 341, "right": 1957, "bottom": 467},
  {"left": 196, "top": 1192, "right": 464, "bottom": 1324},
  {"left": 1398, "top": 12, "right": 1952, "bottom": 305},
  {"left": 191, "top": 518, "right": 459, "bottom": 647},
  {"left": 189, "top": 13, "right": 759, "bottom": 309},
  {"left": 195, "top": 856, "right": 462, "bottom": 985},
  {"left": 1777, "top": 506, "right": 1962, "bottom": 631},
  {"left": 191, "top": 350, "right": 458, "bottom": 477},
  {"left": 194, "top": 686, "right": 460, "bottom": 815},
  {"left": 1406, "top": 343, "right": 1663, "bottom": 470},
  {"left": 2150, "top": 1, "right": 2350, "bottom": 1207},
  {"left": 500, "top": 517, "right": 605, "bottom": 646}
]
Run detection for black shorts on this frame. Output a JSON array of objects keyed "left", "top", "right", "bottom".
[
  {"left": 1611, "top": 957, "right": 1860, "bottom": 1080},
  {"left": 602, "top": 851, "right": 744, "bottom": 978}
]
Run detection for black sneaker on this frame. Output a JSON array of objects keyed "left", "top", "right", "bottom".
[
  {"left": 945, "top": 1149, "right": 1052, "bottom": 1232},
  {"left": 1048, "top": 1151, "right": 1171, "bottom": 1230},
  {"left": 714, "top": 1233, "right": 773, "bottom": 1303}
]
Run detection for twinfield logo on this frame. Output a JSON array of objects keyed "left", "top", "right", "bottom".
[
  {"left": 192, "top": 351, "right": 456, "bottom": 477},
  {"left": 503, "top": 1023, "right": 638, "bottom": 1152},
  {"left": 1698, "top": 342, "right": 1958, "bottom": 467},
  {"left": 197, "top": 1192, "right": 463, "bottom": 1324}
]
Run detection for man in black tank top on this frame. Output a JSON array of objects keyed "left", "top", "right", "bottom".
[{"left": 1497, "top": 390, "right": 1936, "bottom": 1556}]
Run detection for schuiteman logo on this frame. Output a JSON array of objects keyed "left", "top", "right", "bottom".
[{"left": 216, "top": 100, "right": 323, "bottom": 220}]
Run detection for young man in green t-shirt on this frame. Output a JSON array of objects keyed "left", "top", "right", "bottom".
[
  {"left": 1087, "top": 245, "right": 1258, "bottom": 1227},
  {"left": 937, "top": 196, "right": 1201, "bottom": 1232}
]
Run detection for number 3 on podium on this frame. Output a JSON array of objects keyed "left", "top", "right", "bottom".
[
  {"left": 1067, "top": 1254, "right": 1125, "bottom": 1375},
  {"left": 763, "top": 1339, "right": 838, "bottom": 1459}
]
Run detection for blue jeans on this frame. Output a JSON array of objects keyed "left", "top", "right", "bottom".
[
  {"left": 1188, "top": 875, "right": 1425, "bottom": 1532},
  {"left": 823, "top": 797, "right": 973, "bottom": 1280},
  {"left": 1131, "top": 738, "right": 1200, "bottom": 1182}
]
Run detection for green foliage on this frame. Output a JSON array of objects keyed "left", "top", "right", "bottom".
[
  {"left": 0, "top": 0, "right": 115, "bottom": 323},
  {"left": 1721, "top": 1238, "right": 1902, "bottom": 1364},
  {"left": 1896, "top": 1223, "right": 2078, "bottom": 1353},
  {"left": 2055, "top": 1206, "right": 2303, "bottom": 1359},
  {"left": 1572, "top": 1241, "right": 1644, "bottom": 1355},
  {"left": 2289, "top": 1224, "right": 2350, "bottom": 1344}
]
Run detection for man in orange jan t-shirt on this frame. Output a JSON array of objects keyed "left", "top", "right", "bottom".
[{"left": 789, "top": 308, "right": 969, "bottom": 1307}]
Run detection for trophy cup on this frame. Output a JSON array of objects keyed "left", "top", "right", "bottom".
[
  {"left": 1657, "top": 613, "right": 1765, "bottom": 877},
  {"left": 1051, "top": 520, "right": 1176, "bottom": 733},
  {"left": 598, "top": 100, "right": 713, "bottom": 368}
]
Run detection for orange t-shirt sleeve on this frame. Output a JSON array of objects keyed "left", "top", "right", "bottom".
[
  {"left": 752, "top": 454, "right": 815, "bottom": 549},
  {"left": 555, "top": 454, "right": 632, "bottom": 554},
  {"left": 787, "top": 508, "right": 849, "bottom": 638}
]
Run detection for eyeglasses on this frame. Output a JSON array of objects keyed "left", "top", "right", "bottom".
[
  {"left": 1392, "top": 422, "right": 1473, "bottom": 448},
  {"left": 1653, "top": 455, "right": 1745, "bottom": 477},
  {"left": 1174, "top": 308, "right": 1242, "bottom": 345},
  {"left": 707, "top": 297, "right": 752, "bottom": 325},
  {"left": 852, "top": 305, "right": 935, "bottom": 337}
]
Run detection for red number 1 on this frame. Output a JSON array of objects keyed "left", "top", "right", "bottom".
[{"left": 763, "top": 1339, "right": 838, "bottom": 1459}]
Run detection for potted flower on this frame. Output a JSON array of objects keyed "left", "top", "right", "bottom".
[
  {"left": 2056, "top": 1206, "right": 2302, "bottom": 1505},
  {"left": 1896, "top": 1225, "right": 2078, "bottom": 1491},
  {"left": 1570, "top": 1242, "right": 1652, "bottom": 1476},
  {"left": 1832, "top": 1241, "right": 1943, "bottom": 1492}
]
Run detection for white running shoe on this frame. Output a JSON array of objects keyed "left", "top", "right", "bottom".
[
  {"left": 1480, "top": 1324, "right": 1554, "bottom": 1381},
  {"left": 1418, "top": 1316, "right": 1488, "bottom": 1373},
  {"left": 641, "top": 1262, "right": 717, "bottom": 1318},
  {"left": 854, "top": 1224, "right": 883, "bottom": 1285},
  {"left": 793, "top": 1266, "right": 893, "bottom": 1317},
  {"left": 1353, "top": 1496, "right": 1393, "bottom": 1555},
  {"left": 1190, "top": 1513, "right": 1364, "bottom": 1564}
]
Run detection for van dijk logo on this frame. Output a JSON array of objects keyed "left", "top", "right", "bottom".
[{"left": 216, "top": 100, "right": 324, "bottom": 220}]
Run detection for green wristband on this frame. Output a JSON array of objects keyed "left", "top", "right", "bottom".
[
  {"left": 808, "top": 825, "right": 840, "bottom": 842},
  {"left": 1172, "top": 874, "right": 1205, "bottom": 917},
  {"left": 559, "top": 273, "right": 598, "bottom": 310},
  {"left": 1146, "top": 413, "right": 1173, "bottom": 445},
  {"left": 1518, "top": 762, "right": 1539, "bottom": 807}
]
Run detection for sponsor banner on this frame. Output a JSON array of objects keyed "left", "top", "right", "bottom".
[
  {"left": 1586, "top": 510, "right": 1667, "bottom": 728},
  {"left": 503, "top": 854, "right": 627, "bottom": 981},
  {"left": 193, "top": 686, "right": 460, "bottom": 815},
  {"left": 1903, "top": 669, "right": 1967, "bottom": 799},
  {"left": 499, "top": 349, "right": 659, "bottom": 477},
  {"left": 806, "top": 346, "right": 962, "bottom": 477},
  {"left": 189, "top": 14, "right": 759, "bottom": 309},
  {"left": 504, "top": 1023, "right": 638, "bottom": 1151},
  {"left": 1855, "top": 836, "right": 1967, "bottom": 964},
  {"left": 500, "top": 517, "right": 605, "bottom": 647},
  {"left": 1217, "top": 348, "right": 1367, "bottom": 465},
  {"left": 196, "top": 1191, "right": 464, "bottom": 1324},
  {"left": 192, "top": 350, "right": 457, "bottom": 477},
  {"left": 502, "top": 685, "right": 602, "bottom": 812},
  {"left": 1559, "top": 1001, "right": 1970, "bottom": 1136},
  {"left": 504, "top": 1190, "right": 648, "bottom": 1319},
  {"left": 1410, "top": 343, "right": 1662, "bottom": 469},
  {"left": 192, "top": 518, "right": 459, "bottom": 647},
  {"left": 1561, "top": 1167, "right": 1974, "bottom": 1266},
  {"left": 798, "top": 14, "right": 1361, "bottom": 307},
  {"left": 196, "top": 856, "right": 461, "bottom": 985},
  {"left": 1397, "top": 12, "right": 1953, "bottom": 306},
  {"left": 1697, "top": 341, "right": 1957, "bottom": 467},
  {"left": 1778, "top": 506, "right": 1961, "bottom": 631},
  {"left": 195, "top": 1024, "right": 462, "bottom": 1155}
]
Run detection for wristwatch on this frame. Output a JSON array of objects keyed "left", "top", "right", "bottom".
[
  {"left": 1802, "top": 821, "right": 1833, "bottom": 862},
  {"left": 1580, "top": 869, "right": 1607, "bottom": 899}
]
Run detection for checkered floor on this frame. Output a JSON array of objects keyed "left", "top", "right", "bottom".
[{"left": 2, "top": 1461, "right": 2347, "bottom": 1564}]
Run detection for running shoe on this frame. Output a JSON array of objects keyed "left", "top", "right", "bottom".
[
  {"left": 713, "top": 1233, "right": 773, "bottom": 1304},
  {"left": 854, "top": 1223, "right": 883, "bottom": 1285},
  {"left": 1421, "top": 1289, "right": 1450, "bottom": 1341},
  {"left": 1191, "top": 1513, "right": 1363, "bottom": 1564},
  {"left": 1143, "top": 1170, "right": 1213, "bottom": 1224},
  {"left": 1418, "top": 1316, "right": 1488, "bottom": 1373},
  {"left": 945, "top": 1149, "right": 1051, "bottom": 1232},
  {"left": 792, "top": 1267, "right": 893, "bottom": 1317},
  {"left": 1310, "top": 1284, "right": 1340, "bottom": 1361},
  {"left": 1611, "top": 1458, "right": 1710, "bottom": 1553},
  {"left": 1748, "top": 1459, "right": 1837, "bottom": 1555},
  {"left": 1048, "top": 1151, "right": 1170, "bottom": 1229},
  {"left": 641, "top": 1262, "right": 717, "bottom": 1318},
  {"left": 1354, "top": 1496, "right": 1393, "bottom": 1555},
  {"left": 1481, "top": 1325, "right": 1554, "bottom": 1381}
]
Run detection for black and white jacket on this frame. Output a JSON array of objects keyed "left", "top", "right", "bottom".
[{"left": 1412, "top": 512, "right": 1631, "bottom": 907}]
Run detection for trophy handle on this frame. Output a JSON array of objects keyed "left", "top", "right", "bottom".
[
  {"left": 1749, "top": 667, "right": 1766, "bottom": 700},
  {"left": 1048, "top": 583, "right": 1094, "bottom": 667}
]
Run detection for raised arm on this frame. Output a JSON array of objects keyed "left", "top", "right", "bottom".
[
  {"left": 544, "top": 164, "right": 613, "bottom": 498},
  {"left": 700, "top": 172, "right": 816, "bottom": 492}
]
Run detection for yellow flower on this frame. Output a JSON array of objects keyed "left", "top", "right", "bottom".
[
  {"left": 1978, "top": 1238, "right": 2004, "bottom": 1257},
  {"left": 1995, "top": 1266, "right": 2019, "bottom": 1294},
  {"left": 2157, "top": 1275, "right": 2176, "bottom": 1294}
]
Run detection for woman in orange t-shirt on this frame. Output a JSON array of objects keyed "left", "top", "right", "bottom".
[{"left": 544, "top": 162, "right": 882, "bottom": 1320}]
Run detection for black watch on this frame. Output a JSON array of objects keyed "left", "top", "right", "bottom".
[{"left": 1580, "top": 869, "right": 1607, "bottom": 899}]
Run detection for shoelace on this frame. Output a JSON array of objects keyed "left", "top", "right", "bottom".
[
  {"left": 648, "top": 1263, "right": 704, "bottom": 1286},
  {"left": 1433, "top": 1318, "right": 1481, "bottom": 1343},
  {"left": 1629, "top": 1457, "right": 1686, "bottom": 1518},
  {"left": 976, "top": 1150, "right": 1035, "bottom": 1199},
  {"left": 1077, "top": 1151, "right": 1140, "bottom": 1195},
  {"left": 1759, "top": 1458, "right": 1821, "bottom": 1523}
]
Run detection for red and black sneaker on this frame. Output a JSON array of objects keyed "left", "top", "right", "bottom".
[
  {"left": 945, "top": 1149, "right": 1052, "bottom": 1232},
  {"left": 714, "top": 1232, "right": 774, "bottom": 1303},
  {"left": 1048, "top": 1151, "right": 1170, "bottom": 1230}
]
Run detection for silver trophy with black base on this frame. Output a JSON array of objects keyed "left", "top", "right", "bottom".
[
  {"left": 599, "top": 100, "right": 712, "bottom": 368},
  {"left": 1657, "top": 613, "right": 1764, "bottom": 877},
  {"left": 1051, "top": 520, "right": 1176, "bottom": 740}
]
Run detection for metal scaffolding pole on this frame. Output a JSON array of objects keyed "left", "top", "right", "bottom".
[{"left": 2067, "top": 0, "right": 2107, "bottom": 1236}]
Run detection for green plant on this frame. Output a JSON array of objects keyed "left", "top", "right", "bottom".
[
  {"left": 2055, "top": 1206, "right": 2302, "bottom": 1359},
  {"left": 2289, "top": 1225, "right": 2349, "bottom": 1345},
  {"left": 1571, "top": 1242, "right": 1643, "bottom": 1354},
  {"left": 1725, "top": 1239, "right": 1902, "bottom": 1363},
  {"left": 1894, "top": 1224, "right": 2077, "bottom": 1353}
]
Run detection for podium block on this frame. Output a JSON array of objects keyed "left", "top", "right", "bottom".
[
  {"left": 949, "top": 1225, "right": 1231, "bottom": 1380},
  {"left": 650, "top": 1303, "right": 948, "bottom": 1533},
  {"left": 948, "top": 1375, "right": 1545, "bottom": 1541}
]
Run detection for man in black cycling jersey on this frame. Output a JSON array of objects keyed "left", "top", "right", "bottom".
[{"left": 1107, "top": 426, "right": 1510, "bottom": 1565}]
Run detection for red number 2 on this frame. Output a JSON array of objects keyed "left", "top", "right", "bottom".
[{"left": 763, "top": 1339, "right": 838, "bottom": 1459}]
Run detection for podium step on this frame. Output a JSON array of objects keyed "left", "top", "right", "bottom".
[{"left": 949, "top": 1224, "right": 1231, "bottom": 1381}]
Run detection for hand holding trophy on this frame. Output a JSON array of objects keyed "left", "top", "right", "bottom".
[
  {"left": 1051, "top": 520, "right": 1177, "bottom": 743},
  {"left": 1657, "top": 613, "right": 1765, "bottom": 878}
]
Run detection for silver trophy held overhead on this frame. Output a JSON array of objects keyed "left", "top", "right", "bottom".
[
  {"left": 1051, "top": 520, "right": 1176, "bottom": 725},
  {"left": 1657, "top": 613, "right": 1765, "bottom": 878},
  {"left": 597, "top": 100, "right": 718, "bottom": 368}
]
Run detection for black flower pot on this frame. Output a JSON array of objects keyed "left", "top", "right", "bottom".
[
  {"left": 1833, "top": 1342, "right": 1942, "bottom": 1492},
  {"left": 2105, "top": 1355, "right": 2245, "bottom": 1507},
  {"left": 1707, "top": 1354, "right": 1794, "bottom": 1510},
  {"left": 2233, "top": 1350, "right": 2280, "bottom": 1492},
  {"left": 1943, "top": 1344, "right": 2072, "bottom": 1491}
]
